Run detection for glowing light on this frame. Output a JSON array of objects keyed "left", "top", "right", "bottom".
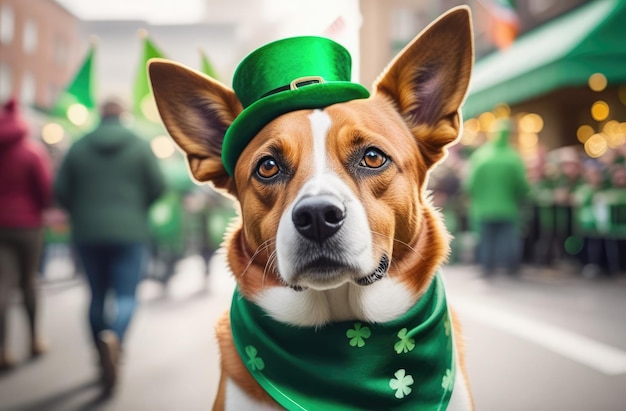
[
  {"left": 588, "top": 73, "right": 607, "bottom": 92},
  {"left": 591, "top": 101, "right": 609, "bottom": 121},
  {"left": 604, "top": 121, "right": 625, "bottom": 148},
  {"left": 150, "top": 135, "right": 175, "bottom": 159},
  {"left": 461, "top": 118, "right": 480, "bottom": 145},
  {"left": 584, "top": 133, "right": 608, "bottom": 158},
  {"left": 577, "top": 125, "right": 595, "bottom": 143},
  {"left": 141, "top": 94, "right": 161, "bottom": 123},
  {"left": 67, "top": 103, "right": 89, "bottom": 126},
  {"left": 464, "top": 118, "right": 480, "bottom": 133},
  {"left": 41, "top": 122, "right": 64, "bottom": 145},
  {"left": 518, "top": 132, "right": 538, "bottom": 148},
  {"left": 493, "top": 104, "right": 511, "bottom": 119},
  {"left": 606, "top": 133, "right": 625, "bottom": 149},
  {"left": 478, "top": 112, "right": 496, "bottom": 132},
  {"left": 518, "top": 113, "right": 544, "bottom": 133},
  {"left": 603, "top": 120, "right": 619, "bottom": 135}
]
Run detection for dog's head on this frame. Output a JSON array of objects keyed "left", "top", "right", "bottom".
[{"left": 149, "top": 7, "right": 473, "bottom": 325}]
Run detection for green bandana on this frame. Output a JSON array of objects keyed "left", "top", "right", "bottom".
[{"left": 230, "top": 273, "right": 455, "bottom": 410}]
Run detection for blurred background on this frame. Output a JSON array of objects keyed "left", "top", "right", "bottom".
[{"left": 1, "top": 0, "right": 625, "bottom": 410}]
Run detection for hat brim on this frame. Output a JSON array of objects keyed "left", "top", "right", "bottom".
[{"left": 222, "top": 82, "right": 370, "bottom": 176}]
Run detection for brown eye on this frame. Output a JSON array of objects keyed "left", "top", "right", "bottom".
[
  {"left": 360, "top": 148, "right": 387, "bottom": 169},
  {"left": 257, "top": 157, "right": 280, "bottom": 179}
]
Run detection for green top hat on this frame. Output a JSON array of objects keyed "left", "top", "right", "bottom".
[{"left": 222, "top": 36, "right": 370, "bottom": 175}]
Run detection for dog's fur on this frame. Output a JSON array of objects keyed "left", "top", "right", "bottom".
[{"left": 149, "top": 6, "right": 474, "bottom": 410}]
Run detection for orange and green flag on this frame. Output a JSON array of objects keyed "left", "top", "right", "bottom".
[
  {"left": 487, "top": 0, "right": 519, "bottom": 49},
  {"left": 133, "top": 30, "right": 166, "bottom": 122}
]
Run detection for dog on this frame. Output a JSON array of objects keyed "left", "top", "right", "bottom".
[{"left": 149, "top": 6, "right": 474, "bottom": 410}]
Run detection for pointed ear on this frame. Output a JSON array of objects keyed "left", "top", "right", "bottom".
[
  {"left": 374, "top": 6, "right": 473, "bottom": 168},
  {"left": 148, "top": 59, "right": 243, "bottom": 194}
]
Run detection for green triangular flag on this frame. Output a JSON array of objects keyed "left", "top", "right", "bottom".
[
  {"left": 133, "top": 31, "right": 166, "bottom": 121},
  {"left": 200, "top": 49, "right": 219, "bottom": 80},
  {"left": 53, "top": 44, "right": 96, "bottom": 122}
]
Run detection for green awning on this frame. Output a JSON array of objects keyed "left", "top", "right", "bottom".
[{"left": 462, "top": 0, "right": 626, "bottom": 119}]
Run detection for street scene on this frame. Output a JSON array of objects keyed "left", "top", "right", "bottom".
[{"left": 0, "top": 254, "right": 625, "bottom": 410}]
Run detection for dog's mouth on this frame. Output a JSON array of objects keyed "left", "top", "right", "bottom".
[
  {"left": 355, "top": 254, "right": 389, "bottom": 286},
  {"left": 288, "top": 254, "right": 389, "bottom": 291}
]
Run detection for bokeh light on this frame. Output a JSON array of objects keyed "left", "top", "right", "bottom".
[
  {"left": 150, "top": 135, "right": 176, "bottom": 159},
  {"left": 42, "top": 122, "right": 65, "bottom": 145},
  {"left": 478, "top": 111, "right": 496, "bottom": 132},
  {"left": 588, "top": 73, "right": 607, "bottom": 92},
  {"left": 584, "top": 133, "right": 608, "bottom": 158},
  {"left": 590, "top": 101, "right": 609, "bottom": 121},
  {"left": 461, "top": 118, "right": 480, "bottom": 145},
  {"left": 141, "top": 94, "right": 161, "bottom": 123},
  {"left": 518, "top": 113, "right": 544, "bottom": 133},
  {"left": 576, "top": 125, "right": 595, "bottom": 143},
  {"left": 493, "top": 104, "right": 511, "bottom": 119},
  {"left": 67, "top": 103, "right": 89, "bottom": 126}
]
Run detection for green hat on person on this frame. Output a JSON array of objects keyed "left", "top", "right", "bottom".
[{"left": 221, "top": 36, "right": 370, "bottom": 175}]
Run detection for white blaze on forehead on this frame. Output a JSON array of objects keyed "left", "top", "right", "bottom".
[{"left": 308, "top": 110, "right": 332, "bottom": 176}]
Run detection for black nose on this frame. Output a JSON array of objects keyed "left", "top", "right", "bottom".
[{"left": 292, "top": 195, "right": 346, "bottom": 243}]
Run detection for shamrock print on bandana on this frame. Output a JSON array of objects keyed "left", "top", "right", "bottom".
[
  {"left": 394, "top": 328, "right": 416, "bottom": 354},
  {"left": 389, "top": 369, "right": 414, "bottom": 399},
  {"left": 245, "top": 345, "right": 265, "bottom": 371},
  {"left": 441, "top": 368, "right": 454, "bottom": 392},
  {"left": 346, "top": 322, "right": 371, "bottom": 348}
]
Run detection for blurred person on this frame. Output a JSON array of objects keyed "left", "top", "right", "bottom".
[
  {"left": 0, "top": 97, "right": 52, "bottom": 370},
  {"left": 54, "top": 99, "right": 165, "bottom": 395},
  {"left": 528, "top": 153, "right": 558, "bottom": 267},
  {"left": 573, "top": 159, "right": 608, "bottom": 278},
  {"left": 465, "top": 119, "right": 529, "bottom": 276},
  {"left": 594, "top": 161, "right": 626, "bottom": 275},
  {"left": 551, "top": 147, "right": 583, "bottom": 263}
]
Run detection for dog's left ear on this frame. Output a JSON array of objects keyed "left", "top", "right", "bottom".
[{"left": 374, "top": 6, "right": 473, "bottom": 169}]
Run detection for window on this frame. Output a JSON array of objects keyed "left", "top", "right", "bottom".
[
  {"left": 0, "top": 4, "right": 14, "bottom": 45},
  {"left": 23, "top": 19, "right": 38, "bottom": 54},
  {"left": 0, "top": 63, "right": 12, "bottom": 101},
  {"left": 53, "top": 36, "right": 67, "bottom": 67},
  {"left": 21, "top": 71, "right": 36, "bottom": 105}
]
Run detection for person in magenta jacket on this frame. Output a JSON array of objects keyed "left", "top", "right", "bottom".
[{"left": 0, "top": 97, "right": 53, "bottom": 370}]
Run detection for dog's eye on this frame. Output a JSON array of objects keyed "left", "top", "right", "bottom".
[
  {"left": 256, "top": 156, "right": 280, "bottom": 179},
  {"left": 360, "top": 148, "right": 387, "bottom": 169}
]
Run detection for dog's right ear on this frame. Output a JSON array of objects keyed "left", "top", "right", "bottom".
[{"left": 148, "top": 59, "right": 243, "bottom": 194}]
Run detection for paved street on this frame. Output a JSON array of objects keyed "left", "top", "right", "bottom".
[{"left": 1, "top": 252, "right": 625, "bottom": 411}]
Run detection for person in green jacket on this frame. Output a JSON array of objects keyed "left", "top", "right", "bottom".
[
  {"left": 465, "top": 119, "right": 530, "bottom": 276},
  {"left": 54, "top": 100, "right": 165, "bottom": 396}
]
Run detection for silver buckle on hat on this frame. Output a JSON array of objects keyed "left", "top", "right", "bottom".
[{"left": 290, "top": 76, "right": 325, "bottom": 90}]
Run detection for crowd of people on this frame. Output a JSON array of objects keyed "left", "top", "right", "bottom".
[{"left": 431, "top": 120, "right": 626, "bottom": 279}]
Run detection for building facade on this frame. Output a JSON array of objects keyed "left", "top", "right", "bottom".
[{"left": 0, "top": 0, "right": 85, "bottom": 108}]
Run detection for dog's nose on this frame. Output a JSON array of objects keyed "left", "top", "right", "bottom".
[{"left": 292, "top": 195, "right": 346, "bottom": 243}]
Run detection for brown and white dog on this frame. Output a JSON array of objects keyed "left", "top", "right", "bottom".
[{"left": 149, "top": 6, "right": 474, "bottom": 410}]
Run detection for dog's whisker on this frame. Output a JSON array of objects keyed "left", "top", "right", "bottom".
[
  {"left": 370, "top": 229, "right": 427, "bottom": 267},
  {"left": 240, "top": 238, "right": 275, "bottom": 279}
]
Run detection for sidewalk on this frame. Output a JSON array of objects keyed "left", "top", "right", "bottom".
[
  {"left": 1, "top": 252, "right": 624, "bottom": 411},
  {"left": 0, "top": 253, "right": 235, "bottom": 411}
]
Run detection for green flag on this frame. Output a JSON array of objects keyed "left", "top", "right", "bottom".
[
  {"left": 200, "top": 49, "right": 219, "bottom": 80},
  {"left": 52, "top": 44, "right": 96, "bottom": 126},
  {"left": 133, "top": 31, "right": 166, "bottom": 121}
]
